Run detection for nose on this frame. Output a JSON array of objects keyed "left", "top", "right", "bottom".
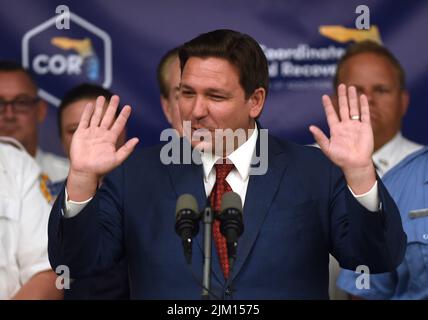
[
  {"left": 191, "top": 95, "right": 209, "bottom": 121},
  {"left": 361, "top": 89, "right": 375, "bottom": 107},
  {"left": 365, "top": 91, "right": 376, "bottom": 108},
  {"left": 357, "top": 88, "right": 375, "bottom": 108},
  {"left": 1, "top": 103, "right": 17, "bottom": 120}
]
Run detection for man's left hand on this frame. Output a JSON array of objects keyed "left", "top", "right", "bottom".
[{"left": 310, "top": 84, "right": 376, "bottom": 194}]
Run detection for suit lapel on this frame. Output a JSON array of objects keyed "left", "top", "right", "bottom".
[{"left": 228, "top": 134, "right": 288, "bottom": 283}]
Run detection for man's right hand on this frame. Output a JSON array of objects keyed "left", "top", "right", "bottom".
[{"left": 66, "top": 95, "right": 139, "bottom": 202}]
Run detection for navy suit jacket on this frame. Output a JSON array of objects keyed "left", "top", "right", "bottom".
[{"left": 48, "top": 134, "right": 406, "bottom": 299}]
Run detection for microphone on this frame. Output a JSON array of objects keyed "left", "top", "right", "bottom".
[
  {"left": 219, "top": 191, "right": 244, "bottom": 263},
  {"left": 175, "top": 194, "right": 200, "bottom": 264}
]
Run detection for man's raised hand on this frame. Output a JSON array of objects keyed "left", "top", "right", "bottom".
[
  {"left": 67, "top": 95, "right": 139, "bottom": 201},
  {"left": 309, "top": 84, "right": 376, "bottom": 194}
]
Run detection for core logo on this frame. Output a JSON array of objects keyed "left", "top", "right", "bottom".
[
  {"left": 33, "top": 37, "right": 99, "bottom": 80},
  {"left": 22, "top": 11, "right": 112, "bottom": 106}
]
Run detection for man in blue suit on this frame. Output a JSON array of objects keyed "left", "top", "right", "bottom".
[{"left": 48, "top": 29, "right": 406, "bottom": 299}]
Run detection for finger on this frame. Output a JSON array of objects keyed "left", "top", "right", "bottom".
[
  {"left": 348, "top": 86, "right": 360, "bottom": 120},
  {"left": 116, "top": 137, "right": 139, "bottom": 165},
  {"left": 322, "top": 94, "right": 339, "bottom": 128},
  {"left": 77, "top": 102, "right": 95, "bottom": 130},
  {"left": 337, "top": 84, "right": 350, "bottom": 122},
  {"left": 100, "top": 95, "right": 120, "bottom": 129},
  {"left": 309, "top": 125, "right": 330, "bottom": 153},
  {"left": 360, "top": 94, "right": 371, "bottom": 124},
  {"left": 110, "top": 105, "right": 132, "bottom": 136},
  {"left": 89, "top": 96, "right": 106, "bottom": 127}
]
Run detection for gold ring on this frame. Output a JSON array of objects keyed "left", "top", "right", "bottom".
[{"left": 350, "top": 115, "right": 360, "bottom": 120}]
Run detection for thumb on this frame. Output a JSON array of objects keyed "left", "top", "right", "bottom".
[
  {"left": 309, "top": 125, "right": 330, "bottom": 154},
  {"left": 116, "top": 137, "right": 139, "bottom": 165}
]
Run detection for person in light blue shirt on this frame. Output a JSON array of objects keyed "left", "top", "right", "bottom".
[{"left": 338, "top": 146, "right": 428, "bottom": 299}]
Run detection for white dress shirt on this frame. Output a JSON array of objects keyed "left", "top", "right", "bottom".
[
  {"left": 0, "top": 138, "right": 52, "bottom": 299},
  {"left": 200, "top": 126, "right": 259, "bottom": 205}
]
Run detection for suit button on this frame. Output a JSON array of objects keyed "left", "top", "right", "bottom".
[{"left": 225, "top": 287, "right": 232, "bottom": 295}]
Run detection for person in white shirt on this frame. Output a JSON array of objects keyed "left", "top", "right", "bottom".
[
  {"left": 333, "top": 41, "right": 423, "bottom": 176},
  {"left": 328, "top": 40, "right": 424, "bottom": 299},
  {"left": 0, "top": 60, "right": 69, "bottom": 190},
  {"left": 0, "top": 137, "right": 62, "bottom": 299}
]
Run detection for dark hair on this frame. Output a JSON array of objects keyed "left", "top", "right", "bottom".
[
  {"left": 0, "top": 60, "right": 37, "bottom": 89},
  {"left": 157, "top": 47, "right": 179, "bottom": 98},
  {"left": 58, "top": 83, "right": 116, "bottom": 137},
  {"left": 334, "top": 40, "right": 406, "bottom": 89},
  {"left": 178, "top": 29, "right": 269, "bottom": 98}
]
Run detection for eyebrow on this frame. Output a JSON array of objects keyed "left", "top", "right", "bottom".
[
  {"left": 205, "top": 88, "right": 231, "bottom": 96},
  {"left": 0, "top": 93, "right": 36, "bottom": 100},
  {"left": 180, "top": 84, "right": 231, "bottom": 96},
  {"left": 180, "top": 84, "right": 195, "bottom": 91}
]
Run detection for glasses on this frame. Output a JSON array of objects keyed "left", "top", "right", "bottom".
[{"left": 0, "top": 97, "right": 39, "bottom": 114}]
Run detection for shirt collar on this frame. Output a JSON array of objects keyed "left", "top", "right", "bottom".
[
  {"left": 35, "top": 148, "right": 44, "bottom": 161},
  {"left": 201, "top": 124, "right": 259, "bottom": 181},
  {"left": 372, "top": 132, "right": 403, "bottom": 169}
]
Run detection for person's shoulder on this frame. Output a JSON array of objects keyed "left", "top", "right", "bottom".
[
  {"left": 383, "top": 146, "right": 428, "bottom": 183},
  {"left": 0, "top": 136, "right": 31, "bottom": 162},
  {"left": 391, "top": 145, "right": 428, "bottom": 171},
  {"left": 0, "top": 137, "right": 40, "bottom": 178},
  {"left": 400, "top": 135, "right": 424, "bottom": 148},
  {"left": 269, "top": 135, "right": 328, "bottom": 164},
  {"left": 36, "top": 149, "right": 70, "bottom": 182},
  {"left": 0, "top": 136, "right": 26, "bottom": 152},
  {"left": 126, "top": 143, "right": 165, "bottom": 163},
  {"left": 37, "top": 149, "right": 69, "bottom": 167},
  {"left": 121, "top": 142, "right": 171, "bottom": 175},
  {"left": 399, "top": 135, "right": 424, "bottom": 155}
]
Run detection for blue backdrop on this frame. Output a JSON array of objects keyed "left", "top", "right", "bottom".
[{"left": 1, "top": 0, "right": 427, "bottom": 156}]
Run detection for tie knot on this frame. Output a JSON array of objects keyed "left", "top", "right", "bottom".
[{"left": 214, "top": 163, "right": 234, "bottom": 181}]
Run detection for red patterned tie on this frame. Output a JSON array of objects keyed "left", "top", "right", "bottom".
[{"left": 210, "top": 162, "right": 234, "bottom": 279}]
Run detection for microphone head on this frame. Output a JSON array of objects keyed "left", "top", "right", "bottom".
[
  {"left": 176, "top": 194, "right": 199, "bottom": 217},
  {"left": 221, "top": 191, "right": 242, "bottom": 212}
]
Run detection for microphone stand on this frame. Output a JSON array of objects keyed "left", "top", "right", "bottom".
[{"left": 201, "top": 205, "right": 214, "bottom": 300}]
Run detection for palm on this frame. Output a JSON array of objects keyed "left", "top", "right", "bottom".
[
  {"left": 324, "top": 115, "right": 373, "bottom": 168},
  {"left": 69, "top": 95, "right": 139, "bottom": 177},
  {"left": 310, "top": 85, "right": 374, "bottom": 170},
  {"left": 71, "top": 127, "right": 119, "bottom": 176}
]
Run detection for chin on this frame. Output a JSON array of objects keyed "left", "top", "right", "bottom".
[{"left": 0, "top": 128, "right": 17, "bottom": 136}]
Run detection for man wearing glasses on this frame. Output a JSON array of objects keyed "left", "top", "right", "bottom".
[{"left": 0, "top": 61, "right": 69, "bottom": 198}]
